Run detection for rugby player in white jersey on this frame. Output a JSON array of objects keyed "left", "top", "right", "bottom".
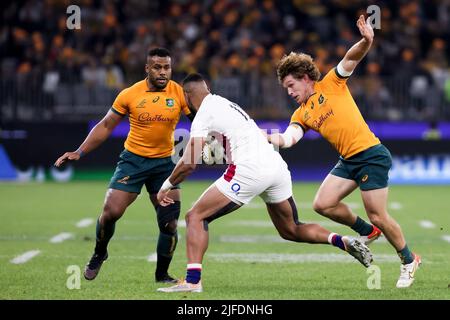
[{"left": 156, "top": 73, "right": 372, "bottom": 293}]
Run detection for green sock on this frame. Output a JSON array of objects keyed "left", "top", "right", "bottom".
[
  {"left": 397, "top": 244, "right": 414, "bottom": 264},
  {"left": 156, "top": 231, "right": 178, "bottom": 276},
  {"left": 351, "top": 216, "right": 373, "bottom": 236},
  {"left": 94, "top": 218, "right": 116, "bottom": 255}
]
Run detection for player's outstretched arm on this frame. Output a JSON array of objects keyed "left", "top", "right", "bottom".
[
  {"left": 339, "top": 15, "right": 374, "bottom": 75},
  {"left": 54, "top": 110, "right": 123, "bottom": 167},
  {"left": 267, "top": 124, "right": 304, "bottom": 148},
  {"left": 157, "top": 136, "right": 205, "bottom": 206}
]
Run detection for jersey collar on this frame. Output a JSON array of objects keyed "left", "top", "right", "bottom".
[{"left": 300, "top": 92, "right": 317, "bottom": 109}]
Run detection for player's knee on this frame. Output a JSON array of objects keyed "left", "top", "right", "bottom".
[
  {"left": 312, "top": 198, "right": 332, "bottom": 214},
  {"left": 157, "top": 201, "right": 180, "bottom": 234},
  {"left": 164, "top": 219, "right": 178, "bottom": 234},
  {"left": 185, "top": 208, "right": 200, "bottom": 226},
  {"left": 367, "top": 211, "right": 386, "bottom": 228},
  {"left": 102, "top": 202, "right": 123, "bottom": 222}
]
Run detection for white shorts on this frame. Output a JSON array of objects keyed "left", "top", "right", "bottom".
[{"left": 214, "top": 156, "right": 292, "bottom": 205}]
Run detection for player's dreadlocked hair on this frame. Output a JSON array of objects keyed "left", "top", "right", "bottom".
[{"left": 276, "top": 52, "right": 321, "bottom": 83}]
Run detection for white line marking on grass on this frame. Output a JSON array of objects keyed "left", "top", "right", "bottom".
[
  {"left": 229, "top": 220, "right": 341, "bottom": 228},
  {"left": 346, "top": 202, "right": 361, "bottom": 209},
  {"left": 229, "top": 220, "right": 274, "bottom": 227},
  {"left": 245, "top": 202, "right": 265, "bottom": 209},
  {"left": 10, "top": 250, "right": 41, "bottom": 264},
  {"left": 7, "top": 252, "right": 418, "bottom": 263},
  {"left": 210, "top": 253, "right": 400, "bottom": 264},
  {"left": 178, "top": 220, "right": 186, "bottom": 228},
  {"left": 303, "top": 202, "right": 361, "bottom": 210},
  {"left": 244, "top": 201, "right": 316, "bottom": 210},
  {"left": 246, "top": 201, "right": 399, "bottom": 211},
  {"left": 389, "top": 202, "right": 403, "bottom": 210},
  {"left": 49, "top": 232, "right": 74, "bottom": 243},
  {"left": 243, "top": 202, "right": 362, "bottom": 210},
  {"left": 147, "top": 253, "right": 157, "bottom": 262},
  {"left": 76, "top": 218, "right": 94, "bottom": 228},
  {"left": 220, "top": 235, "right": 289, "bottom": 243},
  {"left": 419, "top": 220, "right": 436, "bottom": 229},
  {"left": 0, "top": 235, "right": 158, "bottom": 241},
  {"left": 220, "top": 233, "right": 388, "bottom": 244},
  {"left": 442, "top": 235, "right": 450, "bottom": 243},
  {"left": 118, "top": 236, "right": 154, "bottom": 240}
]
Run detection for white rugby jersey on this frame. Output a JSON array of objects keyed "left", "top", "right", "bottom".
[{"left": 190, "top": 94, "right": 277, "bottom": 167}]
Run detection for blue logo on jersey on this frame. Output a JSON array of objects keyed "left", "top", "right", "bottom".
[{"left": 231, "top": 183, "right": 240, "bottom": 193}]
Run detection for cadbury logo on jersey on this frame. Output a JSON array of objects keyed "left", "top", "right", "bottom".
[
  {"left": 138, "top": 113, "right": 174, "bottom": 122},
  {"left": 312, "top": 109, "right": 334, "bottom": 130}
]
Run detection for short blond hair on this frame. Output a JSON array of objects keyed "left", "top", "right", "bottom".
[{"left": 276, "top": 52, "right": 321, "bottom": 83}]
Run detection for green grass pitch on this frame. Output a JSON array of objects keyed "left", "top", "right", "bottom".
[{"left": 0, "top": 181, "right": 449, "bottom": 300}]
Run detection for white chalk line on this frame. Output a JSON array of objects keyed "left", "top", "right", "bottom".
[
  {"left": 49, "top": 232, "right": 74, "bottom": 243},
  {"left": 76, "top": 218, "right": 94, "bottom": 228},
  {"left": 229, "top": 220, "right": 341, "bottom": 228},
  {"left": 219, "top": 234, "right": 388, "bottom": 244},
  {"left": 220, "top": 235, "right": 289, "bottom": 243},
  {"left": 243, "top": 201, "right": 403, "bottom": 211},
  {"left": 419, "top": 220, "right": 436, "bottom": 229},
  {"left": 10, "top": 250, "right": 41, "bottom": 264},
  {"left": 4, "top": 252, "right": 438, "bottom": 264},
  {"left": 209, "top": 253, "right": 401, "bottom": 263},
  {"left": 147, "top": 253, "right": 157, "bottom": 262}
]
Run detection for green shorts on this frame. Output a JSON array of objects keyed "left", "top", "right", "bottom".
[
  {"left": 330, "top": 144, "right": 392, "bottom": 191},
  {"left": 109, "top": 149, "right": 179, "bottom": 194}
]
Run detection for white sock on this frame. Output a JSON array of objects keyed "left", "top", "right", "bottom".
[
  {"left": 187, "top": 263, "right": 202, "bottom": 270},
  {"left": 327, "top": 233, "right": 337, "bottom": 245}
]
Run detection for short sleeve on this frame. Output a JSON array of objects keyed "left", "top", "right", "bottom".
[
  {"left": 320, "top": 67, "right": 349, "bottom": 89},
  {"left": 111, "top": 88, "right": 129, "bottom": 116},
  {"left": 289, "top": 107, "right": 308, "bottom": 132}
]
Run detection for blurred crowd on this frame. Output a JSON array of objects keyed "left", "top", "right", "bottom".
[{"left": 1, "top": 0, "right": 449, "bottom": 121}]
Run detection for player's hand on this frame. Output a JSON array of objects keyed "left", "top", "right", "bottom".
[
  {"left": 157, "top": 189, "right": 174, "bottom": 207},
  {"left": 357, "top": 15, "right": 374, "bottom": 43},
  {"left": 54, "top": 151, "right": 81, "bottom": 167}
]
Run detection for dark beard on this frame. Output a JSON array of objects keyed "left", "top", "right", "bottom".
[{"left": 148, "top": 76, "right": 168, "bottom": 90}]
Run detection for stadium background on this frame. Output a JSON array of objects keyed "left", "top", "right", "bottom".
[
  {"left": 0, "top": 0, "right": 449, "bottom": 301},
  {"left": 1, "top": 0, "right": 449, "bottom": 183}
]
